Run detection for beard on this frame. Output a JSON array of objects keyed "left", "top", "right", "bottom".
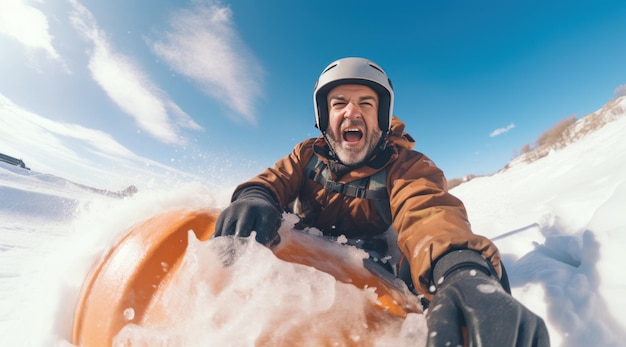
[{"left": 325, "top": 120, "right": 383, "bottom": 166}]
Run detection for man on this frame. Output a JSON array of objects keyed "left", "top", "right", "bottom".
[{"left": 214, "top": 57, "right": 549, "bottom": 346}]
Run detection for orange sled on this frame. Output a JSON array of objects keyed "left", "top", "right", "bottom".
[{"left": 72, "top": 209, "right": 422, "bottom": 346}]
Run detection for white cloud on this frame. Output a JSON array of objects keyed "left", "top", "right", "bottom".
[
  {"left": 490, "top": 123, "right": 515, "bottom": 137},
  {"left": 0, "top": 0, "right": 63, "bottom": 62},
  {"left": 0, "top": 93, "right": 199, "bottom": 189},
  {"left": 149, "top": 1, "right": 264, "bottom": 124},
  {"left": 68, "top": 0, "right": 201, "bottom": 145}
]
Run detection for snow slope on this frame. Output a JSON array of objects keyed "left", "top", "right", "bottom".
[
  {"left": 453, "top": 98, "right": 626, "bottom": 346},
  {"left": 1, "top": 98, "right": 625, "bottom": 346}
]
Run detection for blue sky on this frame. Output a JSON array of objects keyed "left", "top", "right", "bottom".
[{"left": 1, "top": 0, "right": 626, "bottom": 189}]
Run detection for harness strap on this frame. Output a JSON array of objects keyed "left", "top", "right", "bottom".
[{"left": 304, "top": 155, "right": 392, "bottom": 226}]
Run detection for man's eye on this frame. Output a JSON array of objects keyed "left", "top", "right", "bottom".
[{"left": 332, "top": 102, "right": 346, "bottom": 107}]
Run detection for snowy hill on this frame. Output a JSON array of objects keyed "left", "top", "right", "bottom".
[
  {"left": 451, "top": 98, "right": 626, "bottom": 346},
  {"left": 1, "top": 97, "right": 626, "bottom": 345},
  {"left": 1, "top": 160, "right": 137, "bottom": 199},
  {"left": 504, "top": 95, "right": 626, "bottom": 171}
]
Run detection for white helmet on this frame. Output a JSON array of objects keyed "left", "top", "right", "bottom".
[{"left": 314, "top": 57, "right": 394, "bottom": 133}]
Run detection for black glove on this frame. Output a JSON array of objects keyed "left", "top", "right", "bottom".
[
  {"left": 426, "top": 250, "right": 550, "bottom": 347},
  {"left": 213, "top": 185, "right": 283, "bottom": 246}
]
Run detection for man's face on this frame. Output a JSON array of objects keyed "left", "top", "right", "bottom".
[{"left": 325, "top": 84, "right": 382, "bottom": 166}]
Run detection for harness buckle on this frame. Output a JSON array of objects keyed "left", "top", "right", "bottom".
[
  {"left": 325, "top": 180, "right": 344, "bottom": 193},
  {"left": 344, "top": 184, "right": 367, "bottom": 198},
  {"left": 353, "top": 186, "right": 367, "bottom": 199}
]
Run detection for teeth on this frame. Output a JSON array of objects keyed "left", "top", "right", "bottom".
[{"left": 343, "top": 128, "right": 363, "bottom": 142}]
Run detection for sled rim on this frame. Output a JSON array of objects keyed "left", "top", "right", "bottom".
[
  {"left": 72, "top": 209, "right": 421, "bottom": 346},
  {"left": 72, "top": 209, "right": 220, "bottom": 346}
]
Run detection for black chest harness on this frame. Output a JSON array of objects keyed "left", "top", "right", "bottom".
[
  {"left": 304, "top": 155, "right": 420, "bottom": 294},
  {"left": 303, "top": 155, "right": 393, "bottom": 227}
]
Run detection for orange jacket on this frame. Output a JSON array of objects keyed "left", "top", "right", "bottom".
[{"left": 235, "top": 116, "right": 502, "bottom": 298}]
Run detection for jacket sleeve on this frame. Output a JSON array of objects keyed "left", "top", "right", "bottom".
[
  {"left": 232, "top": 139, "right": 315, "bottom": 208},
  {"left": 390, "top": 154, "right": 502, "bottom": 299}
]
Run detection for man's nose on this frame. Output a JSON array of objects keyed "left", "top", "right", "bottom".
[{"left": 344, "top": 102, "right": 362, "bottom": 119}]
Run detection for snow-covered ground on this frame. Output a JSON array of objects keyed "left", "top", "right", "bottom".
[
  {"left": 452, "top": 110, "right": 626, "bottom": 346},
  {"left": 1, "top": 101, "right": 625, "bottom": 346}
]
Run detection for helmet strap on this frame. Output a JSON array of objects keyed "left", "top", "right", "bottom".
[{"left": 321, "top": 131, "right": 337, "bottom": 159}]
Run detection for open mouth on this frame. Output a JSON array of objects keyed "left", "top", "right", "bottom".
[{"left": 343, "top": 128, "right": 363, "bottom": 143}]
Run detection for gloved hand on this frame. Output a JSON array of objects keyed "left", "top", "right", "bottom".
[
  {"left": 426, "top": 250, "right": 550, "bottom": 347},
  {"left": 213, "top": 185, "right": 283, "bottom": 247}
]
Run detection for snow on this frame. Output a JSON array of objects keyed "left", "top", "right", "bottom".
[
  {"left": 1, "top": 104, "right": 626, "bottom": 345},
  {"left": 452, "top": 109, "right": 626, "bottom": 346}
]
